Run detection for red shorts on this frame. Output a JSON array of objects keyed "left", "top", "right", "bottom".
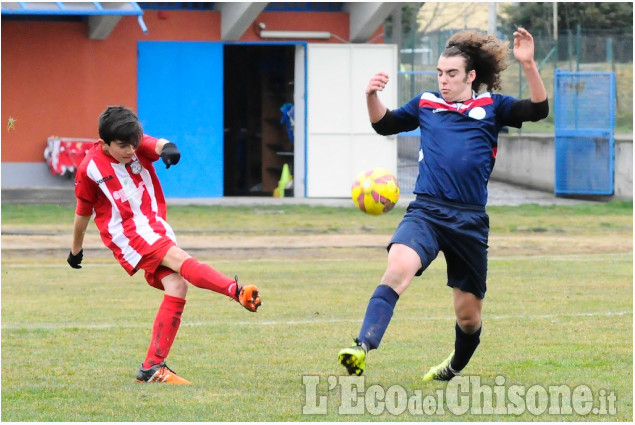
[{"left": 135, "top": 236, "right": 178, "bottom": 290}]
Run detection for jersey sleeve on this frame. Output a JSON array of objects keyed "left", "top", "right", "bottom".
[
  {"left": 494, "top": 94, "right": 524, "bottom": 128},
  {"left": 74, "top": 167, "right": 97, "bottom": 216},
  {"left": 391, "top": 94, "right": 424, "bottom": 128},
  {"left": 135, "top": 134, "right": 161, "bottom": 162},
  {"left": 372, "top": 94, "right": 421, "bottom": 135}
]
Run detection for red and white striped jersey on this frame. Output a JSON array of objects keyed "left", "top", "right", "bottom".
[{"left": 74, "top": 135, "right": 176, "bottom": 275}]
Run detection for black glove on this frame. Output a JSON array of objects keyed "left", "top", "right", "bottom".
[
  {"left": 160, "top": 143, "right": 181, "bottom": 169},
  {"left": 67, "top": 249, "right": 83, "bottom": 269}
]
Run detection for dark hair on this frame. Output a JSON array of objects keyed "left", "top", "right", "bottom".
[
  {"left": 98, "top": 106, "right": 143, "bottom": 148},
  {"left": 442, "top": 30, "right": 509, "bottom": 93}
]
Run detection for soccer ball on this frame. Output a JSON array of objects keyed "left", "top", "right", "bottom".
[{"left": 351, "top": 168, "right": 400, "bottom": 215}]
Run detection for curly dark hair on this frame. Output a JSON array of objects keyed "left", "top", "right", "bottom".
[{"left": 442, "top": 30, "right": 510, "bottom": 93}]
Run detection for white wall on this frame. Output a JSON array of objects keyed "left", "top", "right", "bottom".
[
  {"left": 306, "top": 44, "right": 398, "bottom": 197},
  {"left": 293, "top": 44, "right": 307, "bottom": 197}
]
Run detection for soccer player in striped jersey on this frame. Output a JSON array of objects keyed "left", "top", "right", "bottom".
[
  {"left": 339, "top": 28, "right": 548, "bottom": 380},
  {"left": 67, "top": 106, "right": 261, "bottom": 385}
]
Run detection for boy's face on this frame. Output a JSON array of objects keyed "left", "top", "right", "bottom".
[
  {"left": 100, "top": 139, "right": 135, "bottom": 164},
  {"left": 437, "top": 55, "right": 476, "bottom": 102}
]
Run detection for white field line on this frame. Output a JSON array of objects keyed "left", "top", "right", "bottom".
[
  {"left": 2, "top": 310, "right": 631, "bottom": 331},
  {"left": 1, "top": 252, "right": 631, "bottom": 269}
]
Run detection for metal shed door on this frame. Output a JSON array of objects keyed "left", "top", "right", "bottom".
[
  {"left": 305, "top": 44, "right": 398, "bottom": 197},
  {"left": 138, "top": 42, "right": 224, "bottom": 198}
]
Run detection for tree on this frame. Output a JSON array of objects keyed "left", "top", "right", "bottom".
[
  {"left": 501, "top": 2, "right": 633, "bottom": 36},
  {"left": 383, "top": 3, "right": 425, "bottom": 43},
  {"left": 417, "top": 2, "right": 481, "bottom": 33}
]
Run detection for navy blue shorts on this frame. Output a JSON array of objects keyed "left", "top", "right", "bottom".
[{"left": 389, "top": 195, "right": 489, "bottom": 299}]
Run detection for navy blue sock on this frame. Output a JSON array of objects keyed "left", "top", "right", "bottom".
[
  {"left": 451, "top": 322, "right": 482, "bottom": 372},
  {"left": 357, "top": 285, "right": 399, "bottom": 351}
]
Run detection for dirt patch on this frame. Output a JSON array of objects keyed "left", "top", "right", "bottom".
[{"left": 1, "top": 231, "right": 631, "bottom": 260}]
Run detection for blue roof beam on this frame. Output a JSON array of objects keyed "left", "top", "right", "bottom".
[
  {"left": 0, "top": 2, "right": 148, "bottom": 39},
  {"left": 89, "top": 2, "right": 147, "bottom": 39}
]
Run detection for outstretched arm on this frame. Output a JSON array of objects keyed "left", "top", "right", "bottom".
[
  {"left": 366, "top": 72, "right": 390, "bottom": 123},
  {"left": 513, "top": 27, "right": 547, "bottom": 103},
  {"left": 366, "top": 71, "right": 420, "bottom": 135},
  {"left": 68, "top": 213, "right": 90, "bottom": 269},
  {"left": 155, "top": 138, "right": 181, "bottom": 169},
  {"left": 71, "top": 214, "right": 90, "bottom": 255}
]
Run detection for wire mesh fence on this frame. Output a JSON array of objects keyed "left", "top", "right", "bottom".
[
  {"left": 393, "top": 26, "right": 632, "bottom": 189},
  {"left": 394, "top": 28, "right": 632, "bottom": 132}
]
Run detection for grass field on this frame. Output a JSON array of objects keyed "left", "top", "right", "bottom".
[{"left": 1, "top": 202, "right": 632, "bottom": 421}]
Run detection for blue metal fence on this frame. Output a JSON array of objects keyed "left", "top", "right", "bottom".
[{"left": 554, "top": 70, "right": 616, "bottom": 196}]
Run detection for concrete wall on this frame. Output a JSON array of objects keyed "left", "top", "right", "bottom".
[
  {"left": 492, "top": 133, "right": 633, "bottom": 200},
  {"left": 614, "top": 136, "right": 634, "bottom": 199}
]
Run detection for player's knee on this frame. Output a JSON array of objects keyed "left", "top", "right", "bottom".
[
  {"left": 384, "top": 250, "right": 419, "bottom": 284},
  {"left": 162, "top": 273, "right": 189, "bottom": 298},
  {"left": 162, "top": 246, "right": 192, "bottom": 272},
  {"left": 381, "top": 262, "right": 414, "bottom": 293},
  {"left": 456, "top": 315, "right": 481, "bottom": 334}
]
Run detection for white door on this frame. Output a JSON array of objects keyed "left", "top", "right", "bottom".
[{"left": 305, "top": 44, "right": 398, "bottom": 197}]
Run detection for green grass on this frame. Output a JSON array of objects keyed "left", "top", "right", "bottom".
[
  {"left": 1, "top": 201, "right": 632, "bottom": 235},
  {"left": 1, "top": 202, "right": 632, "bottom": 421}
]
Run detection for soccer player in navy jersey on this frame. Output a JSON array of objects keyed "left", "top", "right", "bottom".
[
  {"left": 67, "top": 106, "right": 261, "bottom": 384},
  {"left": 339, "top": 28, "right": 548, "bottom": 380}
]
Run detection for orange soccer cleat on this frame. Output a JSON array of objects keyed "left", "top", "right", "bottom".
[
  {"left": 237, "top": 284, "right": 262, "bottom": 312},
  {"left": 136, "top": 361, "right": 191, "bottom": 385}
]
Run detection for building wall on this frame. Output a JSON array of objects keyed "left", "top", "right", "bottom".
[{"left": 1, "top": 11, "right": 363, "bottom": 167}]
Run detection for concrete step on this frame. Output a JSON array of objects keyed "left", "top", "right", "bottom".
[{"left": 2, "top": 187, "right": 76, "bottom": 206}]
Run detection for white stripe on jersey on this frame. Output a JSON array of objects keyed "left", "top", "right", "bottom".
[
  {"left": 137, "top": 162, "right": 177, "bottom": 243},
  {"left": 86, "top": 160, "right": 142, "bottom": 268},
  {"left": 111, "top": 162, "right": 162, "bottom": 247}
]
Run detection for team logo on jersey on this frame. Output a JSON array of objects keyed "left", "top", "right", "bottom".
[
  {"left": 468, "top": 107, "right": 487, "bottom": 120},
  {"left": 95, "top": 175, "right": 114, "bottom": 185},
  {"left": 113, "top": 180, "right": 145, "bottom": 203},
  {"left": 129, "top": 159, "right": 142, "bottom": 174}
]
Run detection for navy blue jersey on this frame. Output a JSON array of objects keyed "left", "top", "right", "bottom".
[{"left": 392, "top": 91, "right": 521, "bottom": 206}]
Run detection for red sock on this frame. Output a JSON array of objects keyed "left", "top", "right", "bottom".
[
  {"left": 180, "top": 257, "right": 237, "bottom": 299},
  {"left": 142, "top": 294, "right": 186, "bottom": 369}
]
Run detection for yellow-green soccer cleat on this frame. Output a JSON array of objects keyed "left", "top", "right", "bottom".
[
  {"left": 338, "top": 340, "right": 366, "bottom": 376},
  {"left": 423, "top": 350, "right": 457, "bottom": 382}
]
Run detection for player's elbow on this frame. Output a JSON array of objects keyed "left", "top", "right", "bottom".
[
  {"left": 511, "top": 98, "right": 549, "bottom": 122},
  {"left": 372, "top": 122, "right": 395, "bottom": 136},
  {"left": 531, "top": 98, "right": 549, "bottom": 121},
  {"left": 371, "top": 109, "right": 416, "bottom": 135},
  {"left": 371, "top": 110, "right": 396, "bottom": 135}
]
